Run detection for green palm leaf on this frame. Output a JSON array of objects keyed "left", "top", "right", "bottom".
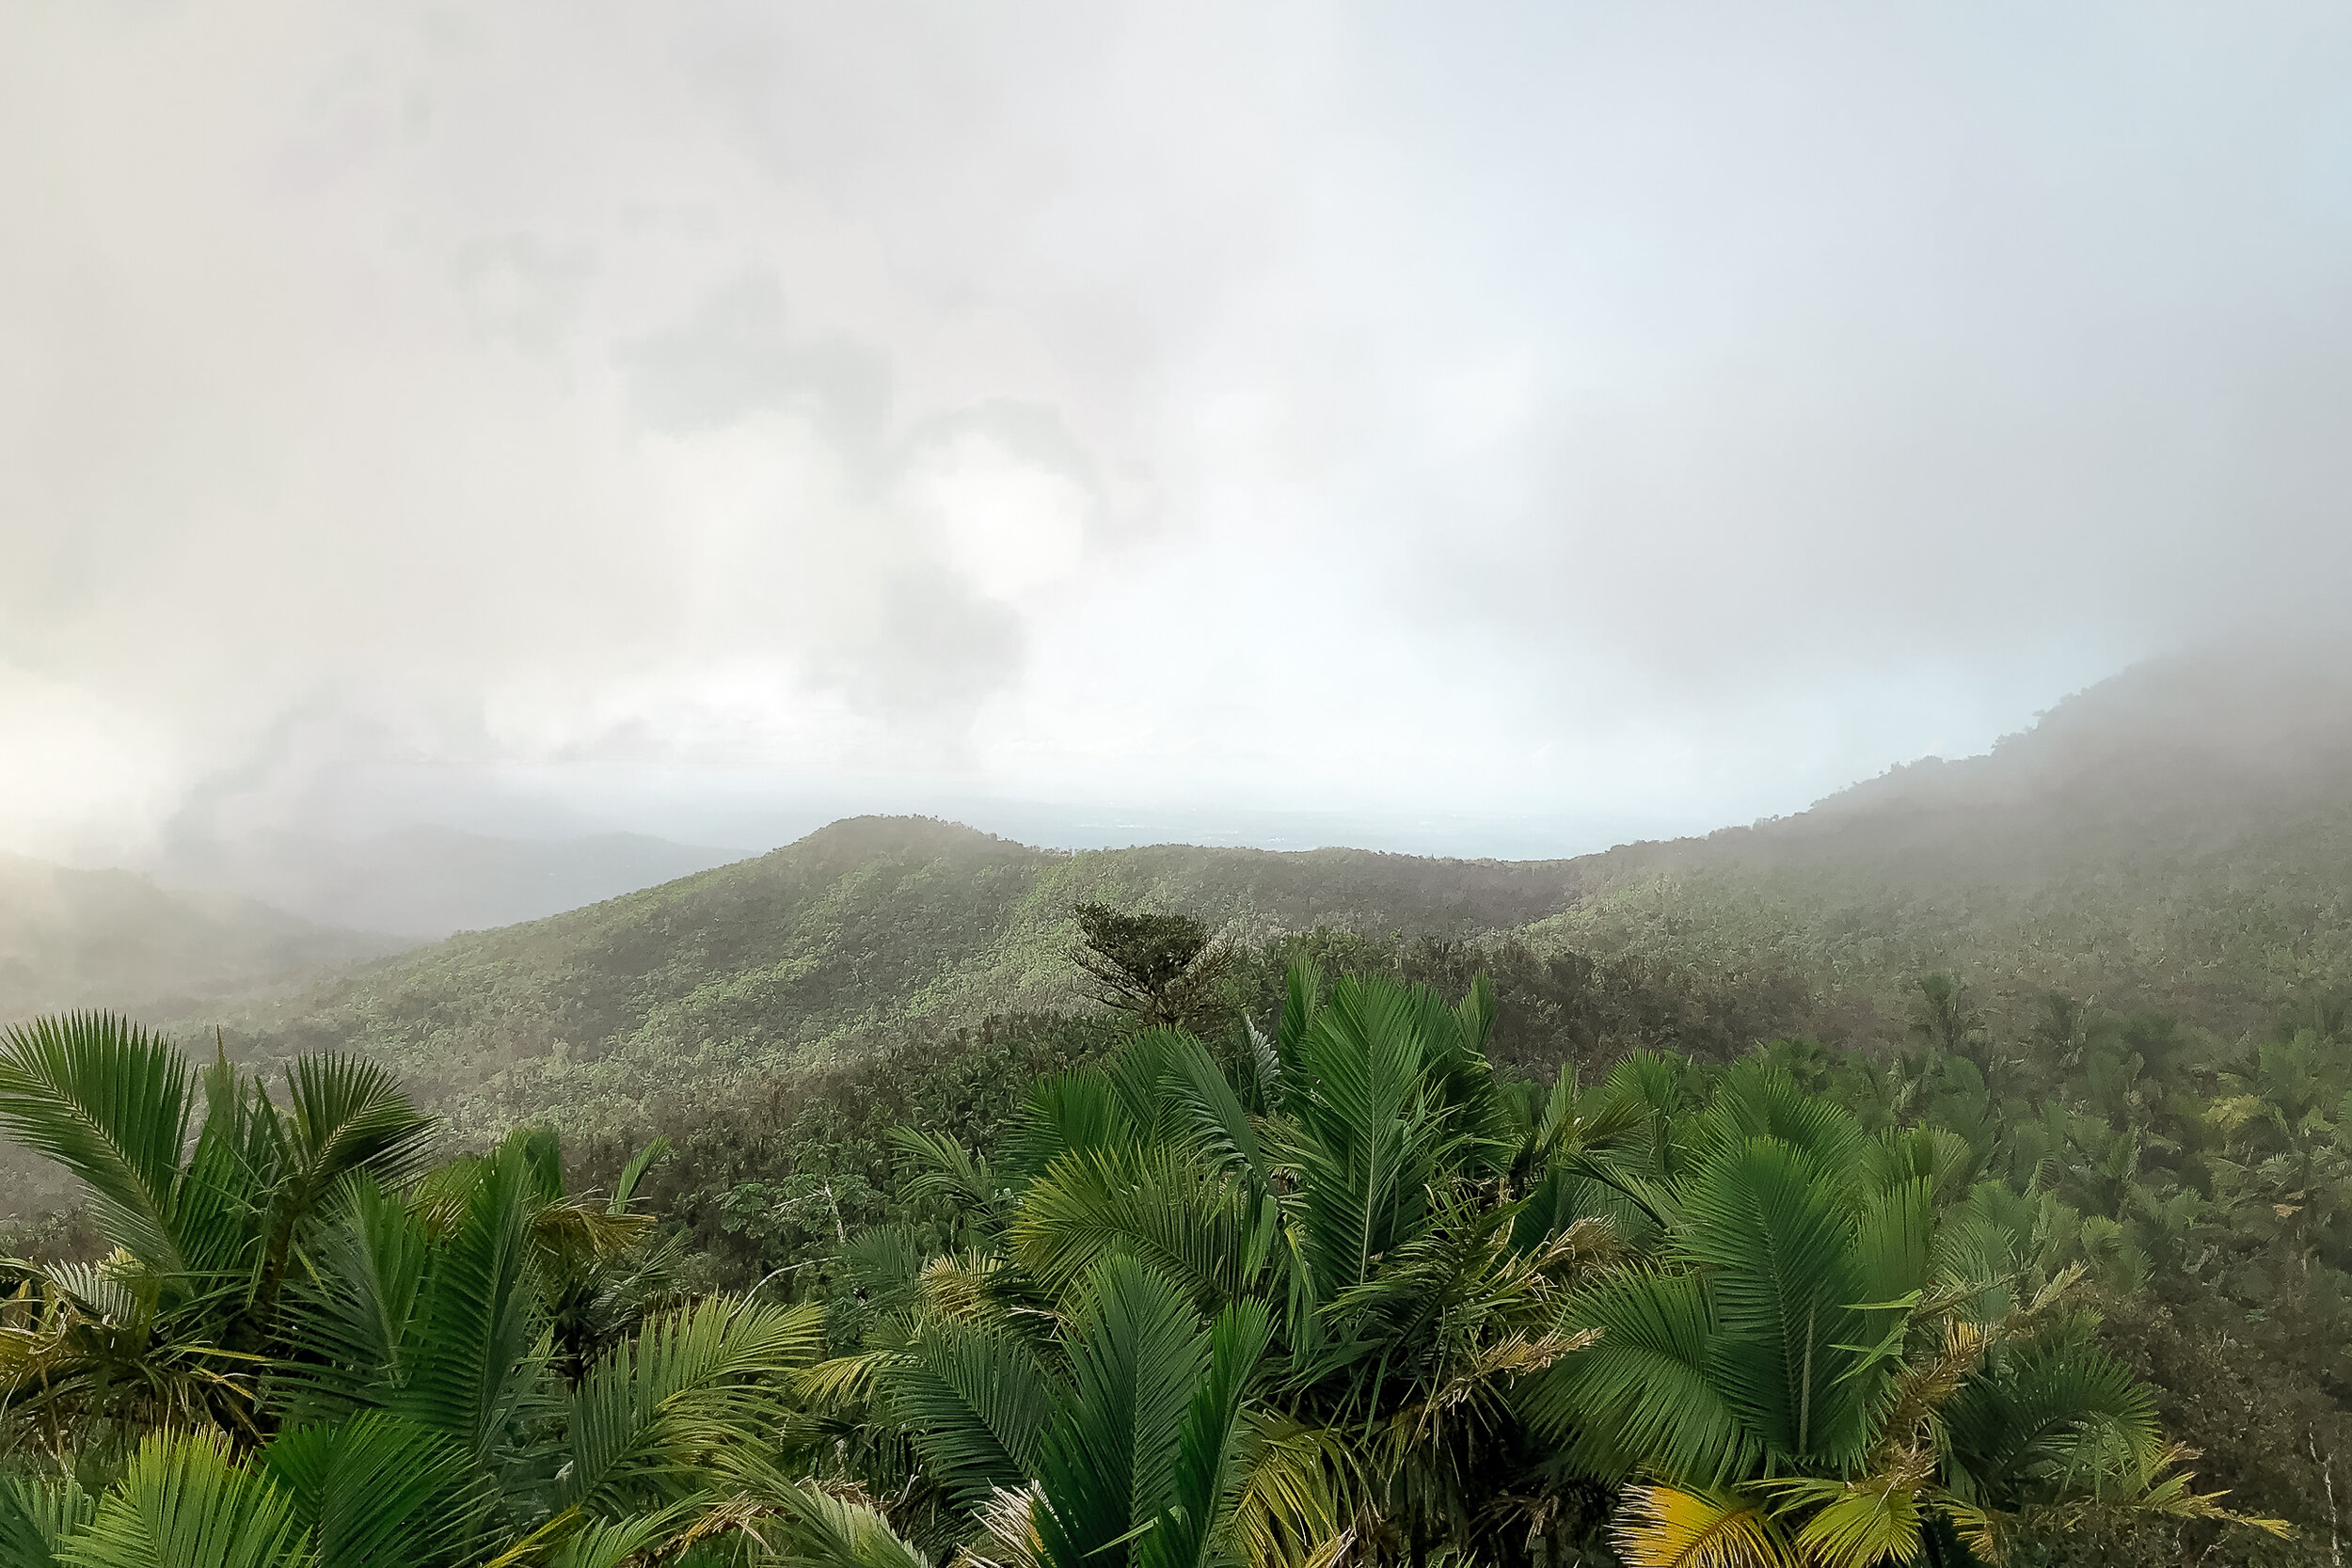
[
  {"left": 0, "top": 1015, "right": 196, "bottom": 1277},
  {"left": 1692, "top": 1062, "right": 1864, "bottom": 1180},
  {"left": 1137, "top": 1298, "right": 1272, "bottom": 1568},
  {"left": 1677, "top": 1140, "right": 1873, "bottom": 1467},
  {"left": 1274, "top": 961, "right": 1320, "bottom": 1093},
  {"left": 1152, "top": 1033, "right": 1270, "bottom": 1196},
  {"left": 1755, "top": 1475, "right": 1925, "bottom": 1568},
  {"left": 1525, "top": 1269, "right": 1756, "bottom": 1484},
  {"left": 59, "top": 1431, "right": 309, "bottom": 1568},
  {"left": 880, "top": 1321, "right": 1066, "bottom": 1511},
  {"left": 259, "top": 1412, "right": 482, "bottom": 1568},
  {"left": 1034, "top": 1258, "right": 1213, "bottom": 1568},
  {"left": 766, "top": 1482, "right": 933, "bottom": 1568},
  {"left": 280, "top": 1056, "right": 435, "bottom": 1200},
  {"left": 0, "top": 1474, "right": 93, "bottom": 1568},
  {"left": 1012, "top": 1147, "right": 1275, "bottom": 1313},
  {"left": 1279, "top": 977, "right": 1453, "bottom": 1298},
  {"left": 1008, "top": 1073, "right": 1136, "bottom": 1182},
  {"left": 557, "top": 1296, "right": 822, "bottom": 1513},
  {"left": 539, "top": 1504, "right": 696, "bottom": 1568},
  {"left": 390, "top": 1142, "right": 548, "bottom": 1463},
  {"left": 1941, "top": 1331, "right": 2160, "bottom": 1504},
  {"left": 276, "top": 1177, "right": 431, "bottom": 1420}
]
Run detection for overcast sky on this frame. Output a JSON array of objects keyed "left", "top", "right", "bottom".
[{"left": 6, "top": 2, "right": 2350, "bottom": 863}]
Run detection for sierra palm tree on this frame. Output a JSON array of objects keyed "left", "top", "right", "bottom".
[
  {"left": 809, "top": 964, "right": 1619, "bottom": 1568},
  {"left": 0, "top": 1013, "right": 826, "bottom": 1567},
  {"left": 1524, "top": 1060, "right": 2288, "bottom": 1566},
  {"left": 1, "top": 1015, "right": 435, "bottom": 1449}
]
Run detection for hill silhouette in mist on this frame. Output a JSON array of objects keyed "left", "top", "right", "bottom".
[
  {"left": 153, "top": 827, "right": 742, "bottom": 941},
  {"left": 0, "top": 855, "right": 394, "bottom": 1026}
]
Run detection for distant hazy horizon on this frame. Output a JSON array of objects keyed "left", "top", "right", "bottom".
[{"left": 67, "top": 638, "right": 2334, "bottom": 875}]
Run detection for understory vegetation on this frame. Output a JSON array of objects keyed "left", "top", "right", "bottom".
[{"left": 7, "top": 899, "right": 2345, "bottom": 1566}]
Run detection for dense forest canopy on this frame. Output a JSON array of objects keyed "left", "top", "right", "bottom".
[{"left": 3, "top": 931, "right": 2333, "bottom": 1565}]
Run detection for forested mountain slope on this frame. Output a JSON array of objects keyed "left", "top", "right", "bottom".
[
  {"left": 178, "top": 644, "right": 2352, "bottom": 1145},
  {"left": 1541, "top": 646, "right": 2352, "bottom": 1040},
  {"left": 202, "top": 815, "right": 1580, "bottom": 1138}
]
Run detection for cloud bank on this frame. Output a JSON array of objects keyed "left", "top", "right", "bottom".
[{"left": 6, "top": 2, "right": 2350, "bottom": 860}]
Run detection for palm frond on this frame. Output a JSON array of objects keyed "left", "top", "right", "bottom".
[
  {"left": 890, "top": 1128, "right": 1005, "bottom": 1228},
  {"left": 277, "top": 1176, "right": 430, "bottom": 1418},
  {"left": 1523, "top": 1269, "right": 1756, "bottom": 1485},
  {"left": 1756, "top": 1473, "right": 1926, "bottom": 1568},
  {"left": 0, "top": 1472, "right": 92, "bottom": 1568},
  {"left": 1034, "top": 1258, "right": 1212, "bottom": 1568},
  {"left": 1275, "top": 961, "right": 1321, "bottom": 1095},
  {"left": 0, "top": 1015, "right": 195, "bottom": 1277},
  {"left": 1609, "top": 1482, "right": 1790, "bottom": 1568},
  {"left": 281, "top": 1055, "right": 436, "bottom": 1198},
  {"left": 1138, "top": 1299, "right": 1271, "bottom": 1568},
  {"left": 1692, "top": 1061, "right": 1865, "bottom": 1181},
  {"left": 1007, "top": 1073, "right": 1136, "bottom": 1183},
  {"left": 1277, "top": 978, "right": 1458, "bottom": 1297},
  {"left": 1861, "top": 1126, "right": 1978, "bottom": 1205},
  {"left": 1676, "top": 1139, "right": 1874, "bottom": 1467},
  {"left": 1225, "top": 1415, "right": 1358, "bottom": 1568},
  {"left": 764, "top": 1481, "right": 933, "bottom": 1568},
  {"left": 1153, "top": 1034, "right": 1271, "bottom": 1195},
  {"left": 878, "top": 1320, "right": 1066, "bottom": 1512},
  {"left": 1940, "top": 1332, "right": 2161, "bottom": 1507},
  {"left": 610, "top": 1138, "right": 672, "bottom": 1213},
  {"left": 540, "top": 1503, "right": 696, "bottom": 1568},
  {"left": 1012, "top": 1147, "right": 1274, "bottom": 1313},
  {"left": 260, "top": 1411, "right": 484, "bottom": 1568},
  {"left": 558, "top": 1297, "right": 823, "bottom": 1513},
  {"left": 390, "top": 1140, "right": 549, "bottom": 1461},
  {"left": 63, "top": 1430, "right": 310, "bottom": 1568}
]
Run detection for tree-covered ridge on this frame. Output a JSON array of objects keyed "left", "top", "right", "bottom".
[
  {"left": 185, "top": 819, "right": 1581, "bottom": 1150},
  {"left": 134, "top": 652, "right": 2352, "bottom": 1185}
]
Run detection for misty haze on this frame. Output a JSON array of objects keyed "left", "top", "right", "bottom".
[{"left": 5, "top": 8, "right": 2350, "bottom": 1566}]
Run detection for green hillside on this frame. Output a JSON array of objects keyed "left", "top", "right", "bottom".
[
  {"left": 12, "top": 649, "right": 2352, "bottom": 1560},
  {"left": 202, "top": 815, "right": 1581, "bottom": 1142},
  {"left": 170, "top": 649, "right": 2344, "bottom": 1148},
  {"left": 1540, "top": 646, "right": 2352, "bottom": 1043},
  {"left": 156, "top": 648, "right": 2352, "bottom": 1162}
]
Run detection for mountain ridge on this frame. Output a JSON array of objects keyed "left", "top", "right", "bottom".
[{"left": 7, "top": 645, "right": 2345, "bottom": 1203}]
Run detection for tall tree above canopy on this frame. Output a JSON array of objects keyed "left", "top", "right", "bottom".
[{"left": 1070, "top": 903, "right": 1232, "bottom": 1033}]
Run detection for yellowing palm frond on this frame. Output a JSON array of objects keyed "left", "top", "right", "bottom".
[
  {"left": 1228, "top": 1414, "right": 1359, "bottom": 1568},
  {"left": 1611, "top": 1482, "right": 1792, "bottom": 1568},
  {"left": 1757, "top": 1474, "right": 1925, "bottom": 1568}
]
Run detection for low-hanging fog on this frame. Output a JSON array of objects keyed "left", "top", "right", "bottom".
[{"left": 7, "top": 2, "right": 2352, "bottom": 866}]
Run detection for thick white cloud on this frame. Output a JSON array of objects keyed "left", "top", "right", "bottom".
[{"left": 5, "top": 1, "right": 2351, "bottom": 860}]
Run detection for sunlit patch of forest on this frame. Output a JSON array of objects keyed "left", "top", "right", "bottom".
[{"left": 6, "top": 895, "right": 2345, "bottom": 1566}]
